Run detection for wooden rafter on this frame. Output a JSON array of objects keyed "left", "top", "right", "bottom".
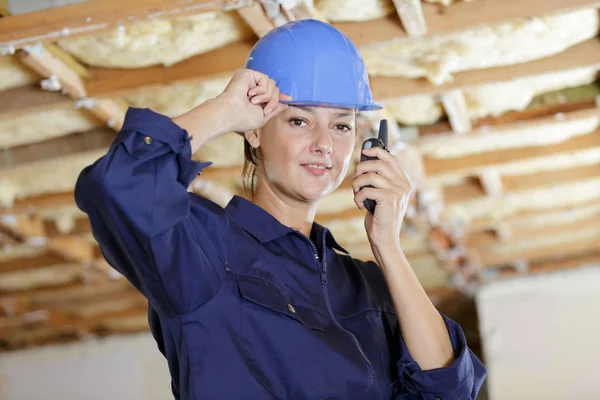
[
  {"left": 84, "top": 37, "right": 600, "bottom": 102},
  {"left": 3, "top": 0, "right": 598, "bottom": 50},
  {"left": 392, "top": 0, "right": 427, "bottom": 36},
  {"left": 237, "top": 2, "right": 275, "bottom": 38},
  {"left": 0, "top": 128, "right": 115, "bottom": 170},
  {"left": 0, "top": 0, "right": 252, "bottom": 50},
  {"left": 423, "top": 128, "right": 600, "bottom": 177},
  {"left": 0, "top": 86, "right": 73, "bottom": 119}
]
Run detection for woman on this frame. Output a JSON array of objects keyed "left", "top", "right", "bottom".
[{"left": 75, "top": 19, "right": 486, "bottom": 400}]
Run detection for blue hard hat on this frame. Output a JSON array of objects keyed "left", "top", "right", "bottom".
[{"left": 245, "top": 19, "right": 382, "bottom": 111}]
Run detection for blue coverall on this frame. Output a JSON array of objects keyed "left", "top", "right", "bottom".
[{"left": 75, "top": 108, "right": 487, "bottom": 399}]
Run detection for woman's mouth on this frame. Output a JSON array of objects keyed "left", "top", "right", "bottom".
[{"left": 301, "top": 163, "right": 331, "bottom": 176}]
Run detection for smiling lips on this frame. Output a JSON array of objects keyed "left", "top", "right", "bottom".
[{"left": 301, "top": 162, "right": 331, "bottom": 176}]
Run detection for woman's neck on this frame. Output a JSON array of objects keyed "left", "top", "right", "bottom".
[{"left": 252, "top": 184, "right": 317, "bottom": 238}]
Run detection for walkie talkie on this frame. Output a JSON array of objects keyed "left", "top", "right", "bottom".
[{"left": 359, "top": 119, "right": 389, "bottom": 214}]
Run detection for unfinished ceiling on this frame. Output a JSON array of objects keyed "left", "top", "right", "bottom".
[{"left": 1, "top": 0, "right": 599, "bottom": 350}]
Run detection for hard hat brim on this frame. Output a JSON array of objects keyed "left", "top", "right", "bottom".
[{"left": 280, "top": 100, "right": 383, "bottom": 112}]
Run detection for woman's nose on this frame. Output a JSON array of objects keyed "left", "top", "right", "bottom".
[{"left": 313, "top": 128, "right": 333, "bottom": 154}]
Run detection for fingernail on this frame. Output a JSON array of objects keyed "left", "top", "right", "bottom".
[{"left": 251, "top": 97, "right": 259, "bottom": 104}]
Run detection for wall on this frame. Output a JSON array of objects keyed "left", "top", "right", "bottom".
[
  {"left": 0, "top": 332, "right": 172, "bottom": 400},
  {"left": 476, "top": 266, "right": 600, "bottom": 400}
]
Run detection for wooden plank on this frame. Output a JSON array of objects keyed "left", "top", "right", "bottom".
[
  {"left": 370, "top": 38, "right": 600, "bottom": 100},
  {"left": 335, "top": 0, "right": 600, "bottom": 46},
  {"left": 84, "top": 36, "right": 600, "bottom": 103},
  {"left": 444, "top": 164, "right": 600, "bottom": 204},
  {"left": 0, "top": 0, "right": 250, "bottom": 50},
  {"left": 19, "top": 43, "right": 87, "bottom": 98},
  {"left": 86, "top": 39, "right": 253, "bottom": 97},
  {"left": 440, "top": 89, "right": 472, "bottom": 133},
  {"left": 0, "top": 128, "right": 115, "bottom": 170},
  {"left": 475, "top": 235, "right": 600, "bottom": 267},
  {"left": 290, "top": 0, "right": 328, "bottom": 21},
  {"left": 2, "top": 192, "right": 76, "bottom": 214},
  {"left": 503, "top": 163, "right": 600, "bottom": 192},
  {"left": 424, "top": 128, "right": 600, "bottom": 176},
  {"left": 469, "top": 199, "right": 600, "bottom": 232},
  {"left": 237, "top": 2, "right": 274, "bottom": 38},
  {"left": 0, "top": 251, "right": 65, "bottom": 274},
  {"left": 420, "top": 100, "right": 598, "bottom": 138},
  {"left": 393, "top": 0, "right": 427, "bottom": 36},
  {"left": 0, "top": 85, "right": 74, "bottom": 119}
]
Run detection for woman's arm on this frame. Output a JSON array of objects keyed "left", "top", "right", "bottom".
[
  {"left": 373, "top": 244, "right": 454, "bottom": 370},
  {"left": 352, "top": 146, "right": 487, "bottom": 399},
  {"left": 75, "top": 69, "right": 289, "bottom": 317},
  {"left": 75, "top": 105, "right": 232, "bottom": 317}
]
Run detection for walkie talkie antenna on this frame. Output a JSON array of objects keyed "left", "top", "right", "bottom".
[{"left": 378, "top": 119, "right": 388, "bottom": 148}]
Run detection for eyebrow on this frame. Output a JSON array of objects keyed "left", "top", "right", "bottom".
[{"left": 292, "top": 106, "right": 354, "bottom": 119}]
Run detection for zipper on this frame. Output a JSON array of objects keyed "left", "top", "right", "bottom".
[{"left": 293, "top": 229, "right": 375, "bottom": 399}]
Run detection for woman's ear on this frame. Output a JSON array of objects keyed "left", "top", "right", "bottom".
[{"left": 244, "top": 129, "right": 260, "bottom": 149}]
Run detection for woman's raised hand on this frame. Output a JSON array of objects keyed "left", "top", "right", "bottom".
[{"left": 218, "top": 69, "right": 292, "bottom": 133}]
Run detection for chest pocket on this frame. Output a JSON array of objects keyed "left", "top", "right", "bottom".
[
  {"left": 236, "top": 273, "right": 367, "bottom": 400},
  {"left": 237, "top": 274, "right": 324, "bottom": 331}
]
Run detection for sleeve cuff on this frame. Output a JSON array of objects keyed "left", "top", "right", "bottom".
[
  {"left": 119, "top": 107, "right": 213, "bottom": 186},
  {"left": 120, "top": 107, "right": 193, "bottom": 155},
  {"left": 396, "top": 314, "right": 485, "bottom": 399}
]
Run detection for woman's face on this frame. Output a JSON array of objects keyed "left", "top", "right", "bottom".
[{"left": 249, "top": 105, "right": 356, "bottom": 203}]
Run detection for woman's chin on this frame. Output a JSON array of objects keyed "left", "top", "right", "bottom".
[{"left": 298, "top": 183, "right": 335, "bottom": 202}]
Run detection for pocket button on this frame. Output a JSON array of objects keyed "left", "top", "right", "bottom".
[{"left": 287, "top": 304, "right": 296, "bottom": 314}]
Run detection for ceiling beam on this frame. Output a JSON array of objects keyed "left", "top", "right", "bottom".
[
  {"left": 236, "top": 1, "right": 275, "bottom": 38},
  {"left": 424, "top": 128, "right": 600, "bottom": 177},
  {"left": 84, "top": 36, "right": 600, "bottom": 102},
  {"left": 334, "top": 0, "right": 600, "bottom": 46},
  {"left": 1, "top": 0, "right": 597, "bottom": 51},
  {"left": 469, "top": 199, "right": 600, "bottom": 232},
  {"left": 370, "top": 38, "right": 600, "bottom": 100},
  {"left": 392, "top": 0, "right": 427, "bottom": 36},
  {"left": 0, "top": 0, "right": 251, "bottom": 50},
  {"left": 470, "top": 230, "right": 600, "bottom": 267},
  {"left": 444, "top": 162, "right": 600, "bottom": 203},
  {"left": 0, "top": 128, "right": 115, "bottom": 170},
  {"left": 0, "top": 85, "right": 74, "bottom": 119}
]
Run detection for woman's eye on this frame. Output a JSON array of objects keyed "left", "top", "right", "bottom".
[
  {"left": 336, "top": 124, "right": 352, "bottom": 132},
  {"left": 290, "top": 118, "right": 306, "bottom": 127}
]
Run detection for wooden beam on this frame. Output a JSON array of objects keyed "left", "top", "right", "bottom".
[
  {"left": 370, "top": 38, "right": 600, "bottom": 100},
  {"left": 465, "top": 213, "right": 600, "bottom": 248},
  {"left": 85, "top": 36, "right": 600, "bottom": 103},
  {"left": 0, "top": 251, "right": 65, "bottom": 274},
  {"left": 237, "top": 2, "right": 274, "bottom": 38},
  {"left": 471, "top": 229, "right": 600, "bottom": 267},
  {"left": 0, "top": 0, "right": 251, "bottom": 50},
  {"left": 392, "top": 0, "right": 427, "bottom": 36},
  {"left": 2, "top": 192, "right": 76, "bottom": 214},
  {"left": 0, "top": 279, "right": 131, "bottom": 313},
  {"left": 444, "top": 163, "right": 600, "bottom": 203},
  {"left": 334, "top": 0, "right": 600, "bottom": 46},
  {"left": 0, "top": 128, "right": 115, "bottom": 170},
  {"left": 289, "top": 0, "right": 328, "bottom": 22},
  {"left": 420, "top": 100, "right": 599, "bottom": 139},
  {"left": 86, "top": 39, "right": 253, "bottom": 97},
  {"left": 17, "top": 43, "right": 128, "bottom": 130},
  {"left": 19, "top": 43, "right": 87, "bottom": 98},
  {"left": 0, "top": 85, "right": 73, "bottom": 119},
  {"left": 469, "top": 199, "right": 600, "bottom": 232},
  {"left": 424, "top": 128, "right": 600, "bottom": 176},
  {"left": 440, "top": 90, "right": 472, "bottom": 134}
]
